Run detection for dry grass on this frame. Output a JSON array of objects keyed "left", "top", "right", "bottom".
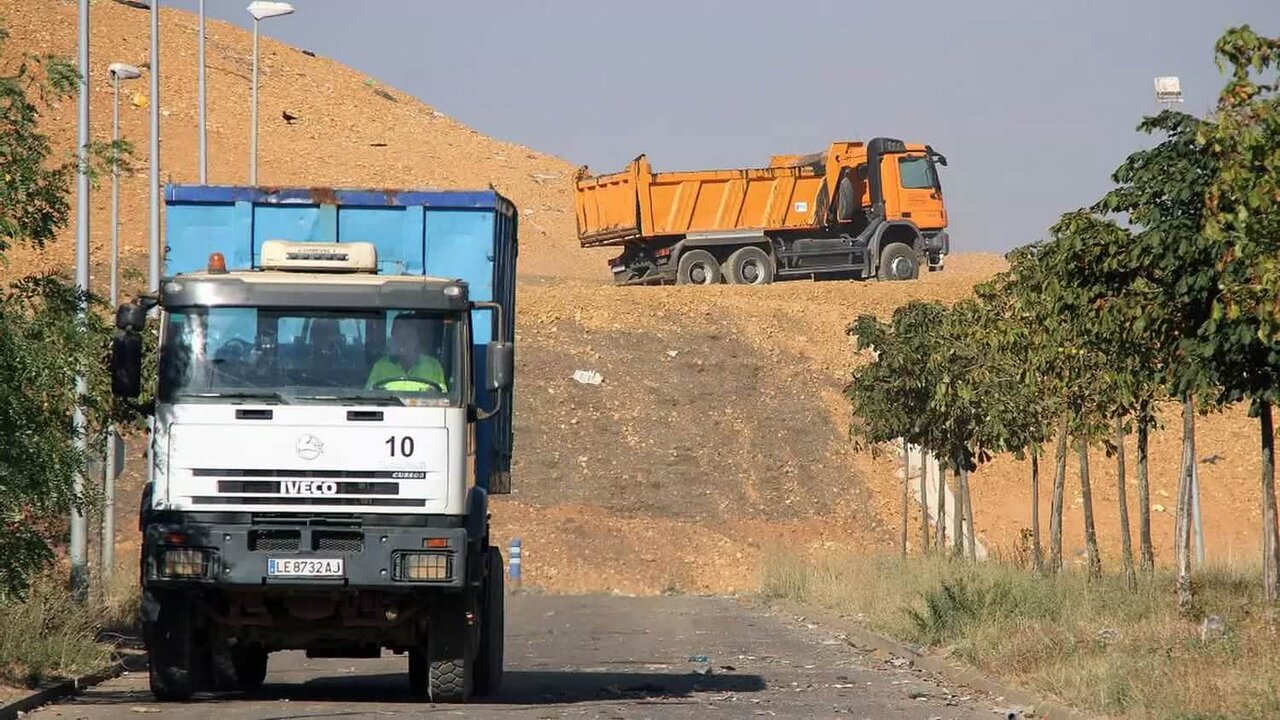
[
  {"left": 0, "top": 575, "right": 114, "bottom": 688},
  {"left": 761, "top": 552, "right": 1280, "bottom": 719}
]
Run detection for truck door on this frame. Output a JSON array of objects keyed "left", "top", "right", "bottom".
[{"left": 891, "top": 154, "right": 947, "bottom": 230}]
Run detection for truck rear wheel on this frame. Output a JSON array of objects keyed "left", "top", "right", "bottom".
[
  {"left": 877, "top": 242, "right": 919, "bottom": 281},
  {"left": 676, "top": 250, "right": 721, "bottom": 285},
  {"left": 722, "top": 246, "right": 774, "bottom": 285},
  {"left": 474, "top": 549, "right": 505, "bottom": 696},
  {"left": 233, "top": 647, "right": 268, "bottom": 691}
]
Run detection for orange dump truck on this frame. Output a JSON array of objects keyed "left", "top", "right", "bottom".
[{"left": 574, "top": 138, "right": 950, "bottom": 285}]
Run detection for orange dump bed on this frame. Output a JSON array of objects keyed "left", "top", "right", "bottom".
[{"left": 575, "top": 144, "right": 864, "bottom": 248}]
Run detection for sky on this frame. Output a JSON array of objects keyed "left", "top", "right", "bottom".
[{"left": 169, "top": 0, "right": 1279, "bottom": 253}]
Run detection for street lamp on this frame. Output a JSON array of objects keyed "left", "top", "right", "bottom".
[
  {"left": 247, "top": 1, "right": 294, "bottom": 185},
  {"left": 198, "top": 0, "right": 207, "bottom": 183},
  {"left": 104, "top": 61, "right": 141, "bottom": 587}
]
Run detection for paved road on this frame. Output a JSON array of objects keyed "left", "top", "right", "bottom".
[{"left": 33, "top": 595, "right": 1005, "bottom": 719}]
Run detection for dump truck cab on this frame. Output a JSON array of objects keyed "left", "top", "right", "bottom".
[
  {"left": 110, "top": 183, "right": 519, "bottom": 706},
  {"left": 575, "top": 137, "right": 951, "bottom": 285}
]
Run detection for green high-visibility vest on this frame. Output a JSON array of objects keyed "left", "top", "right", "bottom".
[{"left": 365, "top": 354, "right": 446, "bottom": 391}]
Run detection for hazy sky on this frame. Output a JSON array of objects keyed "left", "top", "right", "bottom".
[{"left": 169, "top": 0, "right": 1278, "bottom": 253}]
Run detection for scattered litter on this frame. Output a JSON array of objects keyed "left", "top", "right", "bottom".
[
  {"left": 665, "top": 349, "right": 680, "bottom": 358},
  {"left": 1096, "top": 627, "right": 1120, "bottom": 644},
  {"left": 688, "top": 654, "right": 712, "bottom": 675},
  {"left": 719, "top": 665, "right": 736, "bottom": 671},
  {"left": 129, "top": 708, "right": 161, "bottom": 714},
  {"left": 300, "top": 49, "right": 316, "bottom": 57},
  {"left": 1153, "top": 503, "right": 1167, "bottom": 513},
  {"left": 572, "top": 369, "right": 603, "bottom": 385},
  {"left": 887, "top": 657, "right": 912, "bottom": 668}
]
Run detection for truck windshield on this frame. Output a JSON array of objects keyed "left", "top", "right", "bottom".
[
  {"left": 898, "top": 156, "right": 940, "bottom": 191},
  {"left": 158, "top": 307, "right": 463, "bottom": 405}
]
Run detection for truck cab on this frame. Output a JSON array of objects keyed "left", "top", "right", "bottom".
[{"left": 111, "top": 239, "right": 511, "bottom": 703}]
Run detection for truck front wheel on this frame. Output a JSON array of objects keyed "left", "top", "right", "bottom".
[
  {"left": 146, "top": 601, "right": 198, "bottom": 701},
  {"left": 877, "top": 242, "right": 919, "bottom": 281},
  {"left": 410, "top": 599, "right": 474, "bottom": 703},
  {"left": 676, "top": 250, "right": 721, "bottom": 285}
]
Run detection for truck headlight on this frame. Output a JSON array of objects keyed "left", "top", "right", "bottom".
[
  {"left": 161, "top": 548, "right": 211, "bottom": 578},
  {"left": 393, "top": 551, "right": 452, "bottom": 582}
]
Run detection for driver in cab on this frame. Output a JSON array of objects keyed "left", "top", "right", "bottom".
[{"left": 365, "top": 315, "right": 447, "bottom": 392}]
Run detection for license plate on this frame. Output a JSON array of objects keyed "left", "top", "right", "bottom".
[{"left": 267, "top": 558, "right": 344, "bottom": 577}]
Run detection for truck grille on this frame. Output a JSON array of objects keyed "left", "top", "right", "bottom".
[
  {"left": 313, "top": 531, "right": 363, "bottom": 553},
  {"left": 250, "top": 529, "right": 300, "bottom": 552},
  {"left": 192, "top": 496, "right": 426, "bottom": 508}
]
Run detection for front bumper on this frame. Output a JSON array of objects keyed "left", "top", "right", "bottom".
[{"left": 142, "top": 518, "right": 469, "bottom": 591}]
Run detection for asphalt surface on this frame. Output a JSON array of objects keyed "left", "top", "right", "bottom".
[{"left": 31, "top": 594, "right": 1007, "bottom": 719}]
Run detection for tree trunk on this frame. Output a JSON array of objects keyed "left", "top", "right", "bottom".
[
  {"left": 1116, "top": 418, "right": 1136, "bottom": 589},
  {"left": 1031, "top": 448, "right": 1043, "bottom": 572},
  {"left": 1049, "top": 420, "right": 1069, "bottom": 573},
  {"left": 1175, "top": 398, "right": 1195, "bottom": 616},
  {"left": 920, "top": 447, "right": 930, "bottom": 553},
  {"left": 935, "top": 453, "right": 946, "bottom": 552},
  {"left": 953, "top": 461, "right": 964, "bottom": 559},
  {"left": 1078, "top": 436, "right": 1102, "bottom": 580},
  {"left": 962, "top": 465, "right": 977, "bottom": 562},
  {"left": 900, "top": 440, "right": 909, "bottom": 558},
  {"left": 1137, "top": 407, "right": 1154, "bottom": 573},
  {"left": 1260, "top": 402, "right": 1280, "bottom": 602}
]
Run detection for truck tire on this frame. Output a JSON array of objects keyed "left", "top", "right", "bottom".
[
  {"left": 146, "top": 602, "right": 197, "bottom": 701},
  {"left": 836, "top": 174, "right": 857, "bottom": 222},
  {"left": 676, "top": 249, "right": 721, "bottom": 285},
  {"left": 410, "top": 600, "right": 474, "bottom": 703},
  {"left": 877, "top": 242, "right": 919, "bottom": 281},
  {"left": 210, "top": 644, "right": 266, "bottom": 692},
  {"left": 232, "top": 647, "right": 268, "bottom": 691},
  {"left": 474, "top": 549, "right": 505, "bottom": 696},
  {"left": 722, "top": 246, "right": 774, "bottom": 285}
]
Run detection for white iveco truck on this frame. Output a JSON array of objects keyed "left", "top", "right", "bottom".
[{"left": 111, "top": 229, "right": 514, "bottom": 703}]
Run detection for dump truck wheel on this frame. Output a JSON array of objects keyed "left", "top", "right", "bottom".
[
  {"left": 676, "top": 250, "right": 721, "bottom": 285},
  {"left": 723, "top": 247, "right": 774, "bottom": 285},
  {"left": 836, "top": 175, "right": 857, "bottom": 222},
  {"left": 877, "top": 242, "right": 919, "bottom": 281}
]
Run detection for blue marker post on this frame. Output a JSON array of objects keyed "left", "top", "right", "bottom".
[{"left": 508, "top": 538, "right": 522, "bottom": 586}]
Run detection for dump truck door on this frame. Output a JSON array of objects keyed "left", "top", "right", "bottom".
[{"left": 889, "top": 153, "right": 947, "bottom": 231}]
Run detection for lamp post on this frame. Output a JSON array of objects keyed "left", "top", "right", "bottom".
[
  {"left": 71, "top": 0, "right": 90, "bottom": 603},
  {"left": 104, "top": 62, "right": 142, "bottom": 587},
  {"left": 1154, "top": 75, "right": 1203, "bottom": 567},
  {"left": 247, "top": 1, "right": 294, "bottom": 185},
  {"left": 198, "top": 0, "right": 207, "bottom": 183}
]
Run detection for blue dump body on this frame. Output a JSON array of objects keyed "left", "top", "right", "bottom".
[{"left": 164, "top": 184, "right": 518, "bottom": 492}]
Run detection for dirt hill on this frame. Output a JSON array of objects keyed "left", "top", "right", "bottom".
[{"left": 3, "top": 0, "right": 1268, "bottom": 594}]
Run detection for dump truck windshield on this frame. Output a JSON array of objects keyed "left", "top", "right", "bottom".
[
  {"left": 158, "top": 307, "right": 463, "bottom": 405},
  {"left": 898, "top": 156, "right": 939, "bottom": 190}
]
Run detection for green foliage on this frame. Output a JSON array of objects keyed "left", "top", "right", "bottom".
[
  {"left": 1198, "top": 25, "right": 1280, "bottom": 408},
  {"left": 0, "top": 23, "right": 136, "bottom": 599}
]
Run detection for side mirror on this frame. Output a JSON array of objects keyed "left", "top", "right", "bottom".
[
  {"left": 486, "top": 341, "right": 513, "bottom": 392},
  {"left": 116, "top": 302, "right": 146, "bottom": 332},
  {"left": 111, "top": 331, "right": 144, "bottom": 399}
]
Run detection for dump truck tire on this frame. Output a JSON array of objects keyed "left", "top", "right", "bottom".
[
  {"left": 877, "top": 242, "right": 919, "bottom": 281},
  {"left": 676, "top": 250, "right": 721, "bottom": 285},
  {"left": 836, "top": 175, "right": 857, "bottom": 222},
  {"left": 722, "top": 246, "right": 774, "bottom": 285}
]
